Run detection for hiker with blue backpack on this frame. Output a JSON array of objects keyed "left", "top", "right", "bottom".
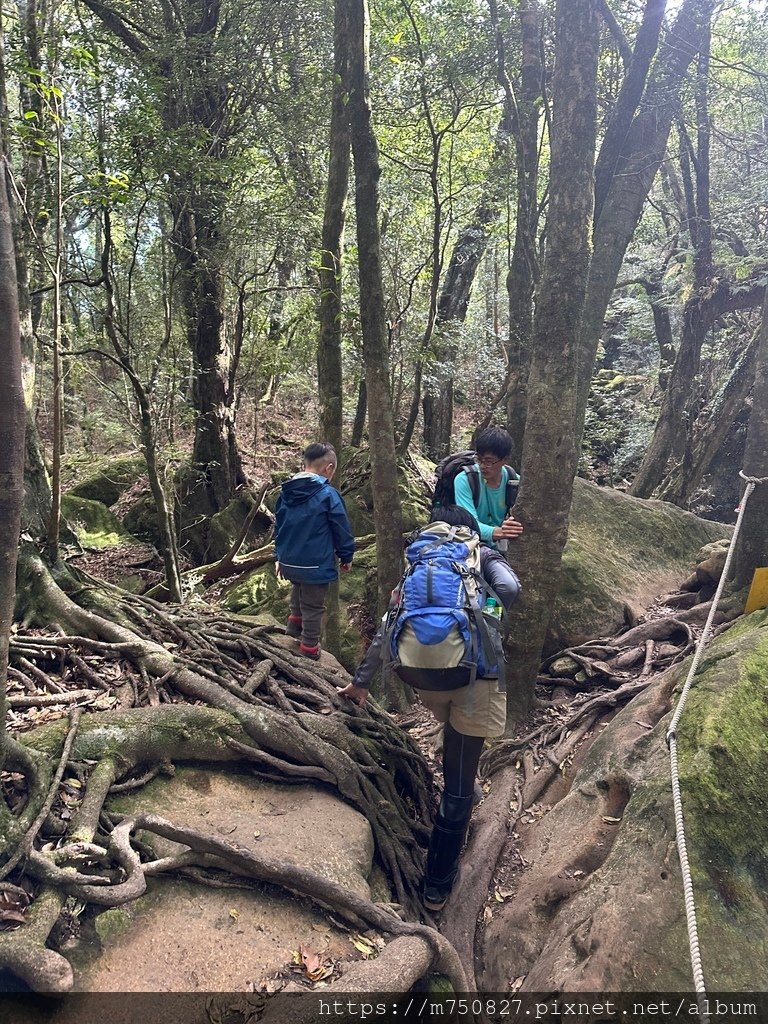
[
  {"left": 274, "top": 442, "right": 355, "bottom": 660},
  {"left": 438, "top": 425, "right": 524, "bottom": 551},
  {"left": 338, "top": 505, "right": 521, "bottom": 912}
]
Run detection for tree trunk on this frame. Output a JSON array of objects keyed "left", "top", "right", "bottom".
[
  {"left": 82, "top": 0, "right": 246, "bottom": 514},
  {"left": 351, "top": 375, "right": 367, "bottom": 447},
  {"left": 344, "top": 0, "right": 405, "bottom": 616},
  {"left": 593, "top": 0, "right": 667, "bottom": 223},
  {"left": 315, "top": 4, "right": 351, "bottom": 663},
  {"left": 503, "top": 0, "right": 544, "bottom": 458},
  {"left": 0, "top": 156, "right": 25, "bottom": 750},
  {"left": 657, "top": 330, "right": 758, "bottom": 506},
  {"left": 630, "top": 277, "right": 766, "bottom": 498},
  {"left": 577, "top": 0, "right": 717, "bottom": 430},
  {"left": 734, "top": 290, "right": 768, "bottom": 590},
  {"left": 316, "top": 0, "right": 350, "bottom": 458},
  {"left": 504, "top": 0, "right": 600, "bottom": 723},
  {"left": 173, "top": 207, "right": 245, "bottom": 511},
  {"left": 421, "top": 205, "right": 497, "bottom": 459}
]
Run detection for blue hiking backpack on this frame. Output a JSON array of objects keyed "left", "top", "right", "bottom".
[{"left": 383, "top": 523, "right": 506, "bottom": 691}]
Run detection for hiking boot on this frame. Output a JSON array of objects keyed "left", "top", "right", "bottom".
[
  {"left": 286, "top": 615, "right": 303, "bottom": 638},
  {"left": 299, "top": 642, "right": 321, "bottom": 661},
  {"left": 422, "top": 880, "right": 451, "bottom": 913}
]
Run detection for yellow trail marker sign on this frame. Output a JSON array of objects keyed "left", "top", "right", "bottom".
[{"left": 745, "top": 567, "right": 768, "bottom": 614}]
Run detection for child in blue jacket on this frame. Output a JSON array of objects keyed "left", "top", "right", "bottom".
[{"left": 274, "top": 442, "right": 355, "bottom": 659}]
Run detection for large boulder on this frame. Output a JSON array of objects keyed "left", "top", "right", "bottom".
[
  {"left": 66, "top": 456, "right": 145, "bottom": 507},
  {"left": 480, "top": 608, "right": 768, "bottom": 991},
  {"left": 548, "top": 479, "right": 730, "bottom": 653},
  {"left": 61, "top": 494, "right": 134, "bottom": 550},
  {"left": 64, "top": 767, "right": 382, "bottom": 992}
]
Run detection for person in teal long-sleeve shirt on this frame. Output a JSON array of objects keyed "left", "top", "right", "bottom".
[{"left": 453, "top": 426, "right": 524, "bottom": 548}]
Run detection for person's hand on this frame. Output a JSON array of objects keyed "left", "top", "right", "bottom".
[
  {"left": 340, "top": 562, "right": 352, "bottom": 573},
  {"left": 275, "top": 562, "right": 284, "bottom": 579},
  {"left": 492, "top": 515, "right": 524, "bottom": 541},
  {"left": 338, "top": 682, "right": 368, "bottom": 706}
]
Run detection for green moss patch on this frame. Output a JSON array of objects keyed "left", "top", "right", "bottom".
[
  {"left": 61, "top": 494, "right": 134, "bottom": 550},
  {"left": 548, "top": 479, "right": 730, "bottom": 652},
  {"left": 678, "top": 610, "right": 768, "bottom": 881}
]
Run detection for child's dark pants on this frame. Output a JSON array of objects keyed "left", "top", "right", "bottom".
[{"left": 289, "top": 582, "right": 329, "bottom": 647}]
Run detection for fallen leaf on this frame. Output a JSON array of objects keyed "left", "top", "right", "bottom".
[
  {"left": 350, "top": 934, "right": 377, "bottom": 958},
  {"left": 511, "top": 976, "right": 525, "bottom": 992},
  {"left": 573, "top": 869, "right": 585, "bottom": 878},
  {"left": 228, "top": 908, "right": 240, "bottom": 921},
  {"left": 482, "top": 906, "right": 493, "bottom": 922},
  {"left": 300, "top": 945, "right": 333, "bottom": 982},
  {"left": 252, "top": 830, "right": 261, "bottom": 839},
  {"left": 601, "top": 815, "right": 622, "bottom": 824}
]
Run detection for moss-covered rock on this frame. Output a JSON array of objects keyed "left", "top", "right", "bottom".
[
  {"left": 222, "top": 564, "right": 292, "bottom": 619},
  {"left": 481, "top": 610, "right": 768, "bottom": 991},
  {"left": 339, "top": 449, "right": 432, "bottom": 537},
  {"left": 61, "top": 494, "right": 134, "bottom": 550},
  {"left": 207, "top": 490, "right": 269, "bottom": 562},
  {"left": 548, "top": 479, "right": 730, "bottom": 653},
  {"left": 67, "top": 455, "right": 145, "bottom": 507},
  {"left": 120, "top": 489, "right": 163, "bottom": 548},
  {"left": 676, "top": 609, "right": 768, "bottom": 981}
]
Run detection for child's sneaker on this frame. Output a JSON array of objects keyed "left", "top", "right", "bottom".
[
  {"left": 286, "top": 615, "right": 303, "bottom": 638},
  {"left": 299, "top": 642, "right": 321, "bottom": 661}
]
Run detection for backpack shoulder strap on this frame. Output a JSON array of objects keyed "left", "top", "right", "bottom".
[
  {"left": 504, "top": 466, "right": 520, "bottom": 510},
  {"left": 463, "top": 464, "right": 481, "bottom": 506}
]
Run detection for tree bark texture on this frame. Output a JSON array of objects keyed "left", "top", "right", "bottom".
[
  {"left": 0, "top": 157, "right": 25, "bottom": 746},
  {"left": 504, "top": 0, "right": 544, "bottom": 458},
  {"left": 503, "top": 0, "right": 600, "bottom": 723},
  {"left": 578, "top": 0, "right": 717, "bottom": 430},
  {"left": 316, "top": 0, "right": 351, "bottom": 459},
  {"left": 344, "top": 0, "right": 405, "bottom": 611},
  {"left": 734, "top": 289, "right": 768, "bottom": 590}
]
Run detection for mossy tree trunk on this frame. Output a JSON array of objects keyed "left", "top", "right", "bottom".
[
  {"left": 503, "top": 0, "right": 600, "bottom": 723},
  {"left": 0, "top": 153, "right": 27, "bottom": 759},
  {"left": 657, "top": 326, "right": 759, "bottom": 506},
  {"left": 344, "top": 0, "right": 404, "bottom": 612},
  {"left": 630, "top": 276, "right": 766, "bottom": 500},
  {"left": 501, "top": 0, "right": 544, "bottom": 459},
  {"left": 316, "top": 0, "right": 352, "bottom": 660},
  {"left": 734, "top": 289, "right": 768, "bottom": 591}
]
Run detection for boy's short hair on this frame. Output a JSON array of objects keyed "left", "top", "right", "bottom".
[
  {"left": 303, "top": 441, "right": 337, "bottom": 467},
  {"left": 429, "top": 504, "right": 480, "bottom": 535},
  {"left": 475, "top": 425, "right": 513, "bottom": 461}
]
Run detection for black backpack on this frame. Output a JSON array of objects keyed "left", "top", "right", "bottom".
[{"left": 432, "top": 450, "right": 520, "bottom": 513}]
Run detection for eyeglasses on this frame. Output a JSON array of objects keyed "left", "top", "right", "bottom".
[{"left": 477, "top": 455, "right": 503, "bottom": 467}]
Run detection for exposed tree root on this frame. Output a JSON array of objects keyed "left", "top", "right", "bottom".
[{"left": 1, "top": 550, "right": 450, "bottom": 992}]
